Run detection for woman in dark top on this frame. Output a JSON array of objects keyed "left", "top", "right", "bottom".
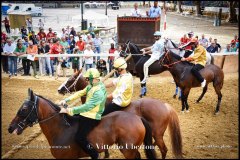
[{"left": 38, "top": 40, "right": 52, "bottom": 77}]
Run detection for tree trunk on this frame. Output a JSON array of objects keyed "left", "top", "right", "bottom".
[
  {"left": 143, "top": 1, "right": 145, "bottom": 7},
  {"left": 163, "top": 1, "right": 166, "bottom": 11},
  {"left": 177, "top": 1, "right": 182, "bottom": 13},
  {"left": 226, "top": 1, "right": 238, "bottom": 23},
  {"left": 195, "top": 1, "right": 202, "bottom": 16}
]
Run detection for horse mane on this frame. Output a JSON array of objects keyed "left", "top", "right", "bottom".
[
  {"left": 129, "top": 42, "right": 141, "bottom": 53},
  {"left": 170, "top": 40, "right": 179, "bottom": 49},
  {"left": 37, "top": 95, "right": 61, "bottom": 111},
  {"left": 37, "top": 94, "right": 84, "bottom": 122},
  {"left": 169, "top": 50, "right": 182, "bottom": 60}
]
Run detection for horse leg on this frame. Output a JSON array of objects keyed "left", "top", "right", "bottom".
[
  {"left": 104, "top": 150, "right": 110, "bottom": 159},
  {"left": 196, "top": 85, "right": 208, "bottom": 103},
  {"left": 120, "top": 149, "right": 139, "bottom": 159},
  {"left": 213, "top": 86, "right": 222, "bottom": 114},
  {"left": 183, "top": 89, "right": 190, "bottom": 112},
  {"left": 180, "top": 94, "right": 186, "bottom": 112},
  {"left": 154, "top": 137, "right": 168, "bottom": 159}
]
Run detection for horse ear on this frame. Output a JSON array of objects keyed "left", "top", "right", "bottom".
[{"left": 28, "top": 88, "right": 34, "bottom": 101}]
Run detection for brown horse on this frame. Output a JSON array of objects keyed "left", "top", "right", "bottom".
[
  {"left": 158, "top": 49, "right": 224, "bottom": 114},
  {"left": 58, "top": 71, "right": 183, "bottom": 159},
  {"left": 8, "top": 88, "right": 156, "bottom": 159}
]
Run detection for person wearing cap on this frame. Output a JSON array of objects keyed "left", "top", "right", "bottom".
[
  {"left": 59, "top": 68, "right": 107, "bottom": 159},
  {"left": 103, "top": 58, "right": 133, "bottom": 115},
  {"left": 181, "top": 38, "right": 207, "bottom": 88},
  {"left": 140, "top": 31, "right": 165, "bottom": 84}
]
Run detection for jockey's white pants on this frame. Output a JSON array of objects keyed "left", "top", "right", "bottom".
[{"left": 143, "top": 56, "right": 159, "bottom": 79}]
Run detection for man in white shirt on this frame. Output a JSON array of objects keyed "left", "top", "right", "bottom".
[
  {"left": 199, "top": 34, "right": 208, "bottom": 49},
  {"left": 38, "top": 19, "right": 44, "bottom": 30},
  {"left": 3, "top": 38, "right": 17, "bottom": 77},
  {"left": 93, "top": 34, "right": 103, "bottom": 61},
  {"left": 84, "top": 44, "right": 94, "bottom": 71},
  {"left": 140, "top": 31, "right": 165, "bottom": 84},
  {"left": 131, "top": 3, "right": 141, "bottom": 17}
]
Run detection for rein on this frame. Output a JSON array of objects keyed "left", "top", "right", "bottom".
[
  {"left": 63, "top": 72, "right": 83, "bottom": 94},
  {"left": 160, "top": 50, "right": 182, "bottom": 69}
]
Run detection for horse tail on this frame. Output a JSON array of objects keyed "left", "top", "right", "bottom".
[
  {"left": 168, "top": 106, "right": 183, "bottom": 158},
  {"left": 141, "top": 118, "right": 156, "bottom": 159},
  {"left": 210, "top": 53, "right": 214, "bottom": 64}
]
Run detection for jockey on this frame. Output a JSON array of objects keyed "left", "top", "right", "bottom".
[
  {"left": 140, "top": 31, "right": 165, "bottom": 84},
  {"left": 103, "top": 58, "right": 133, "bottom": 115},
  {"left": 181, "top": 38, "right": 207, "bottom": 88},
  {"left": 59, "top": 68, "right": 107, "bottom": 159}
]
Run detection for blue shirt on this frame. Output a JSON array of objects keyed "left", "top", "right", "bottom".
[{"left": 149, "top": 6, "right": 161, "bottom": 18}]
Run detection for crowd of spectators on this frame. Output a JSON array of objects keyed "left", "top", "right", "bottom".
[{"left": 1, "top": 21, "right": 121, "bottom": 79}]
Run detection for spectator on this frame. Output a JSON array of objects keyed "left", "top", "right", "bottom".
[
  {"left": 81, "top": 32, "right": 87, "bottom": 42},
  {"left": 65, "top": 25, "right": 71, "bottom": 35},
  {"left": 38, "top": 40, "right": 52, "bottom": 77},
  {"left": 93, "top": 33, "right": 103, "bottom": 61},
  {"left": 230, "top": 42, "right": 238, "bottom": 52},
  {"left": 108, "top": 43, "right": 116, "bottom": 73},
  {"left": 46, "top": 28, "right": 55, "bottom": 41},
  {"left": 206, "top": 42, "right": 218, "bottom": 53},
  {"left": 148, "top": 1, "right": 161, "bottom": 18},
  {"left": 199, "top": 34, "right": 208, "bottom": 48},
  {"left": 180, "top": 34, "right": 188, "bottom": 45},
  {"left": 56, "top": 48, "right": 68, "bottom": 79},
  {"left": 2, "top": 17, "right": 11, "bottom": 34},
  {"left": 231, "top": 34, "right": 238, "bottom": 44},
  {"left": 72, "top": 47, "right": 80, "bottom": 73},
  {"left": 21, "top": 26, "right": 28, "bottom": 39},
  {"left": 23, "top": 36, "right": 29, "bottom": 47},
  {"left": 131, "top": 3, "right": 141, "bottom": 17},
  {"left": 38, "top": 19, "right": 44, "bottom": 30},
  {"left": 76, "top": 36, "right": 86, "bottom": 67},
  {"left": 61, "top": 28, "right": 66, "bottom": 38},
  {"left": 37, "top": 28, "right": 47, "bottom": 40},
  {"left": 53, "top": 32, "right": 60, "bottom": 41},
  {"left": 195, "top": 35, "right": 198, "bottom": 40},
  {"left": 86, "top": 34, "right": 93, "bottom": 46},
  {"left": 70, "top": 27, "right": 77, "bottom": 37},
  {"left": 1, "top": 32, "right": 8, "bottom": 73},
  {"left": 51, "top": 38, "right": 63, "bottom": 66},
  {"left": 207, "top": 37, "right": 213, "bottom": 47},
  {"left": 69, "top": 34, "right": 76, "bottom": 54},
  {"left": 46, "top": 38, "right": 54, "bottom": 76},
  {"left": 27, "top": 41, "right": 39, "bottom": 78},
  {"left": 3, "top": 38, "right": 16, "bottom": 77},
  {"left": 88, "top": 23, "right": 95, "bottom": 38},
  {"left": 96, "top": 59, "right": 107, "bottom": 76},
  {"left": 214, "top": 39, "right": 221, "bottom": 52},
  {"left": 29, "top": 31, "right": 38, "bottom": 45},
  {"left": 224, "top": 44, "right": 231, "bottom": 53},
  {"left": 84, "top": 44, "right": 94, "bottom": 71},
  {"left": 14, "top": 42, "right": 26, "bottom": 76},
  {"left": 26, "top": 18, "right": 33, "bottom": 33}
]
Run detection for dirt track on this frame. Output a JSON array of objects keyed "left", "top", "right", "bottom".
[{"left": 1, "top": 73, "right": 238, "bottom": 159}]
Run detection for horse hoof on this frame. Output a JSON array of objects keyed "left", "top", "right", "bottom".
[
  {"left": 196, "top": 100, "right": 200, "bottom": 103},
  {"left": 173, "top": 94, "right": 177, "bottom": 99},
  {"left": 186, "top": 110, "right": 190, "bottom": 113},
  {"left": 214, "top": 111, "right": 220, "bottom": 115}
]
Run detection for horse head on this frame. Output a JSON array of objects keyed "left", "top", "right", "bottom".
[
  {"left": 58, "top": 70, "right": 87, "bottom": 95},
  {"left": 121, "top": 41, "right": 143, "bottom": 64},
  {"left": 8, "top": 88, "right": 38, "bottom": 135}
]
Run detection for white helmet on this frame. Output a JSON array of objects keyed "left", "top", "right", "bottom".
[{"left": 153, "top": 31, "right": 162, "bottom": 37}]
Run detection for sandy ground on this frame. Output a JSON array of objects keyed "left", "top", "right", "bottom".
[{"left": 1, "top": 72, "right": 238, "bottom": 159}]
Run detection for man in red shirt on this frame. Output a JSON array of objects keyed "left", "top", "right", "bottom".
[
  {"left": 2, "top": 17, "right": 10, "bottom": 34},
  {"left": 50, "top": 39, "right": 63, "bottom": 68},
  {"left": 76, "top": 36, "right": 85, "bottom": 52},
  {"left": 47, "top": 28, "right": 55, "bottom": 41},
  {"left": 231, "top": 34, "right": 238, "bottom": 44},
  {"left": 37, "top": 28, "right": 47, "bottom": 40},
  {"left": 180, "top": 34, "right": 188, "bottom": 45}
]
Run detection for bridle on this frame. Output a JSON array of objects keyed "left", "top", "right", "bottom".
[
  {"left": 17, "top": 95, "right": 70, "bottom": 130},
  {"left": 17, "top": 95, "right": 61, "bottom": 130},
  {"left": 60, "top": 72, "right": 83, "bottom": 94}
]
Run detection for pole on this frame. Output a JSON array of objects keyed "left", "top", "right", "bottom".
[
  {"left": 105, "top": 1, "right": 108, "bottom": 16},
  {"left": 81, "top": 1, "right": 84, "bottom": 30},
  {"left": 164, "top": 10, "right": 167, "bottom": 30}
]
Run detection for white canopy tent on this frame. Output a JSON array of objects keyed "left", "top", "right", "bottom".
[{"left": 72, "top": 10, "right": 109, "bottom": 28}]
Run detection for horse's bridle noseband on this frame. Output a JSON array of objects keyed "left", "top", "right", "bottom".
[{"left": 61, "top": 73, "right": 83, "bottom": 94}]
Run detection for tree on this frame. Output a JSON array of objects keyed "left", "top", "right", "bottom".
[
  {"left": 194, "top": 1, "right": 202, "bottom": 16},
  {"left": 177, "top": 1, "right": 183, "bottom": 13},
  {"left": 226, "top": 1, "right": 238, "bottom": 23},
  {"left": 143, "top": 1, "right": 145, "bottom": 7}
]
